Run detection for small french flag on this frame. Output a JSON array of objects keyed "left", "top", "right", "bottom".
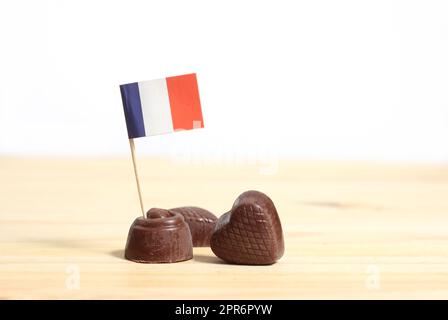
[{"left": 120, "top": 73, "right": 204, "bottom": 139}]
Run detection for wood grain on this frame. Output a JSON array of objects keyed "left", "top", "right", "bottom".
[{"left": 1, "top": 157, "right": 448, "bottom": 299}]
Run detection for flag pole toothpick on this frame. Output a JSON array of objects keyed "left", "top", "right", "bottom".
[
  {"left": 121, "top": 74, "right": 203, "bottom": 219},
  {"left": 129, "top": 138, "right": 145, "bottom": 218}
]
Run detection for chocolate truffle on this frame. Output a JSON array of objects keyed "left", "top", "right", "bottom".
[
  {"left": 170, "top": 206, "right": 217, "bottom": 247},
  {"left": 125, "top": 208, "right": 193, "bottom": 263},
  {"left": 210, "top": 190, "right": 284, "bottom": 265}
]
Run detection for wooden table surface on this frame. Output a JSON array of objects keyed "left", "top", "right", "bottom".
[{"left": 1, "top": 157, "right": 448, "bottom": 299}]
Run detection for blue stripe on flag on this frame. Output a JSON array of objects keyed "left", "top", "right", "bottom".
[{"left": 119, "top": 82, "right": 146, "bottom": 139}]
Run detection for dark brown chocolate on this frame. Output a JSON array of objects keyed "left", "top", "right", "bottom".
[
  {"left": 169, "top": 206, "right": 217, "bottom": 247},
  {"left": 210, "top": 190, "right": 284, "bottom": 265},
  {"left": 125, "top": 208, "right": 193, "bottom": 263}
]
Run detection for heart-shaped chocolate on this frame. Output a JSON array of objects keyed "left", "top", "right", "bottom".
[
  {"left": 210, "top": 190, "right": 284, "bottom": 265},
  {"left": 169, "top": 206, "right": 217, "bottom": 247}
]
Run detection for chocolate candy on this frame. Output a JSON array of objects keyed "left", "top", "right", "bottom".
[
  {"left": 210, "top": 190, "right": 284, "bottom": 265},
  {"left": 170, "top": 206, "right": 217, "bottom": 247},
  {"left": 125, "top": 208, "right": 193, "bottom": 263}
]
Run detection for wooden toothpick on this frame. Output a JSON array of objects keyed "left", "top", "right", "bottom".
[{"left": 128, "top": 138, "right": 145, "bottom": 218}]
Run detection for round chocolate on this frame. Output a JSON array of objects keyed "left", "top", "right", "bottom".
[
  {"left": 124, "top": 208, "right": 193, "bottom": 263},
  {"left": 169, "top": 207, "right": 218, "bottom": 247}
]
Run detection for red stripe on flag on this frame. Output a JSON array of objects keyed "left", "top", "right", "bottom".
[{"left": 166, "top": 73, "right": 204, "bottom": 131}]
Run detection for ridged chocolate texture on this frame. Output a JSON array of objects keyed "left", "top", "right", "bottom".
[
  {"left": 169, "top": 207, "right": 218, "bottom": 247},
  {"left": 210, "top": 190, "right": 284, "bottom": 265},
  {"left": 125, "top": 208, "right": 193, "bottom": 263}
]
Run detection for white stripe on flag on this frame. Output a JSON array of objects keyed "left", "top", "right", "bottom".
[{"left": 138, "top": 79, "right": 174, "bottom": 136}]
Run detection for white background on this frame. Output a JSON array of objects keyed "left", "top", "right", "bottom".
[{"left": 0, "top": 0, "right": 447, "bottom": 162}]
